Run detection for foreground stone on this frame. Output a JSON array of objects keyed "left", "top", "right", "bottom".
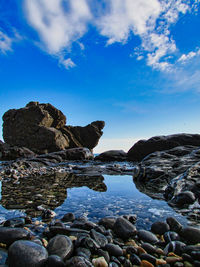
[
  {"left": 127, "top": 133, "right": 200, "bottom": 161},
  {"left": 0, "top": 213, "right": 199, "bottom": 267},
  {"left": 2, "top": 101, "right": 105, "bottom": 155},
  {"left": 8, "top": 240, "right": 48, "bottom": 267}
]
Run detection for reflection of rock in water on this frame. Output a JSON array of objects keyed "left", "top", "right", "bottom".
[{"left": 1, "top": 172, "right": 107, "bottom": 217}]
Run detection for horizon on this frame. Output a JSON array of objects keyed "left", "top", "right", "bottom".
[{"left": 1, "top": 0, "right": 200, "bottom": 153}]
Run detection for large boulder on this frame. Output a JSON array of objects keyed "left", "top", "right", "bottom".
[
  {"left": 2, "top": 102, "right": 105, "bottom": 154},
  {"left": 127, "top": 133, "right": 200, "bottom": 162}
]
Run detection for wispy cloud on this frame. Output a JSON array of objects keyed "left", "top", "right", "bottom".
[
  {"left": 0, "top": 30, "right": 13, "bottom": 54},
  {"left": 3, "top": 0, "right": 199, "bottom": 72},
  {"left": 24, "top": 0, "right": 91, "bottom": 66},
  {"left": 178, "top": 48, "right": 200, "bottom": 63}
]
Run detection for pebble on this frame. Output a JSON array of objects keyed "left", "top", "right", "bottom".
[
  {"left": 113, "top": 217, "right": 137, "bottom": 240},
  {"left": 151, "top": 221, "right": 170, "bottom": 235},
  {"left": 92, "top": 256, "right": 108, "bottom": 267},
  {"left": 180, "top": 226, "right": 200, "bottom": 244},
  {"left": 137, "top": 230, "right": 159, "bottom": 244}
]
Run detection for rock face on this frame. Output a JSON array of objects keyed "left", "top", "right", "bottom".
[
  {"left": 133, "top": 145, "right": 200, "bottom": 221},
  {"left": 2, "top": 102, "right": 105, "bottom": 154},
  {"left": 127, "top": 133, "right": 200, "bottom": 161}
]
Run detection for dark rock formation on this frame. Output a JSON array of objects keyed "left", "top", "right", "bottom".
[
  {"left": 127, "top": 133, "right": 200, "bottom": 161},
  {"left": 3, "top": 102, "right": 105, "bottom": 154},
  {"left": 0, "top": 141, "right": 36, "bottom": 160},
  {"left": 95, "top": 150, "right": 127, "bottom": 161},
  {"left": 133, "top": 145, "right": 200, "bottom": 220}
]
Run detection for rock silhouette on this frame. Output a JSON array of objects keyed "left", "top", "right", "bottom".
[{"left": 3, "top": 102, "right": 105, "bottom": 154}]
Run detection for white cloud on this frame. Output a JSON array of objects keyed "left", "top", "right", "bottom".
[
  {"left": 59, "top": 57, "right": 76, "bottom": 69},
  {"left": 24, "top": 0, "right": 91, "bottom": 54},
  {"left": 23, "top": 0, "right": 197, "bottom": 71},
  {"left": 0, "top": 30, "right": 12, "bottom": 54},
  {"left": 97, "top": 0, "right": 161, "bottom": 44},
  {"left": 178, "top": 48, "right": 200, "bottom": 63}
]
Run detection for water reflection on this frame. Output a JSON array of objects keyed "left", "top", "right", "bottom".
[{"left": 1, "top": 172, "right": 107, "bottom": 217}]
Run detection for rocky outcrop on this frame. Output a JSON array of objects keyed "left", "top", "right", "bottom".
[
  {"left": 95, "top": 150, "right": 127, "bottom": 161},
  {"left": 133, "top": 145, "right": 200, "bottom": 221},
  {"left": 2, "top": 102, "right": 105, "bottom": 154},
  {"left": 0, "top": 141, "right": 36, "bottom": 160},
  {"left": 127, "top": 133, "right": 200, "bottom": 162}
]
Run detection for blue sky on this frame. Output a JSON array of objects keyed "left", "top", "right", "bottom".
[{"left": 1, "top": 0, "right": 200, "bottom": 152}]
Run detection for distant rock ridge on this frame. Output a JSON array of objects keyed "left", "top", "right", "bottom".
[{"left": 2, "top": 101, "right": 105, "bottom": 155}]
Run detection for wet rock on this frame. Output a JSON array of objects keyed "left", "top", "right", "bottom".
[
  {"left": 92, "top": 256, "right": 108, "bottom": 267},
  {"left": 141, "top": 243, "right": 157, "bottom": 254},
  {"left": 105, "top": 243, "right": 123, "bottom": 257},
  {"left": 8, "top": 240, "right": 48, "bottom": 267},
  {"left": 0, "top": 249, "right": 7, "bottom": 265},
  {"left": 47, "top": 234, "right": 73, "bottom": 260},
  {"left": 166, "top": 217, "right": 183, "bottom": 233},
  {"left": 127, "top": 133, "right": 200, "bottom": 161},
  {"left": 181, "top": 227, "right": 200, "bottom": 244},
  {"left": 97, "top": 249, "right": 110, "bottom": 263},
  {"left": 173, "top": 191, "right": 196, "bottom": 206},
  {"left": 3, "top": 217, "right": 25, "bottom": 228},
  {"left": 164, "top": 241, "right": 186, "bottom": 256},
  {"left": 137, "top": 230, "right": 159, "bottom": 244},
  {"left": 95, "top": 150, "right": 127, "bottom": 161},
  {"left": 65, "top": 256, "right": 93, "bottom": 266},
  {"left": 75, "top": 247, "right": 91, "bottom": 259},
  {"left": 40, "top": 255, "right": 65, "bottom": 267},
  {"left": 129, "top": 253, "right": 141, "bottom": 265},
  {"left": 0, "top": 227, "right": 30, "bottom": 246},
  {"left": 61, "top": 212, "right": 75, "bottom": 222},
  {"left": 90, "top": 229, "right": 108, "bottom": 247},
  {"left": 163, "top": 231, "right": 180, "bottom": 243},
  {"left": 99, "top": 217, "right": 117, "bottom": 229},
  {"left": 113, "top": 217, "right": 137, "bottom": 240},
  {"left": 151, "top": 221, "right": 170, "bottom": 235},
  {"left": 140, "top": 253, "right": 157, "bottom": 265}
]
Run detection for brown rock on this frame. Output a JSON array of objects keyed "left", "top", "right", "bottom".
[{"left": 2, "top": 102, "right": 105, "bottom": 154}]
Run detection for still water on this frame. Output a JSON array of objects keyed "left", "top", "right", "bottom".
[{"left": 0, "top": 172, "right": 188, "bottom": 229}]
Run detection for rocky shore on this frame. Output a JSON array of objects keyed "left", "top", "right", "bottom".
[
  {"left": 1, "top": 102, "right": 200, "bottom": 266},
  {"left": 0, "top": 212, "right": 200, "bottom": 266}
]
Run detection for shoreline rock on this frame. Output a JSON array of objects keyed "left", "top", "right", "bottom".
[
  {"left": 0, "top": 212, "right": 199, "bottom": 266},
  {"left": 2, "top": 102, "right": 105, "bottom": 155}
]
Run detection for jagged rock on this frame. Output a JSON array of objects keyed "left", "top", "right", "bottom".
[
  {"left": 0, "top": 141, "right": 36, "bottom": 160},
  {"left": 2, "top": 102, "right": 105, "bottom": 154},
  {"left": 127, "top": 133, "right": 200, "bottom": 161},
  {"left": 95, "top": 150, "right": 127, "bottom": 161}
]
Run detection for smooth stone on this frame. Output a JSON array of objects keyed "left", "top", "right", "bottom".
[
  {"left": 47, "top": 235, "right": 73, "bottom": 260},
  {"left": 164, "top": 241, "right": 186, "bottom": 256},
  {"left": 163, "top": 231, "right": 180, "bottom": 243},
  {"left": 137, "top": 230, "right": 159, "bottom": 244},
  {"left": 129, "top": 254, "right": 141, "bottom": 265},
  {"left": 141, "top": 243, "right": 157, "bottom": 254},
  {"left": 191, "top": 251, "right": 200, "bottom": 261},
  {"left": 113, "top": 217, "right": 137, "bottom": 240},
  {"left": 3, "top": 218, "right": 25, "bottom": 228},
  {"left": 97, "top": 249, "right": 110, "bottom": 263},
  {"left": 61, "top": 212, "right": 75, "bottom": 222},
  {"left": 151, "top": 221, "right": 170, "bottom": 235},
  {"left": 181, "top": 227, "right": 200, "bottom": 244},
  {"left": 90, "top": 229, "right": 108, "bottom": 247},
  {"left": 140, "top": 260, "right": 154, "bottom": 267},
  {"left": 92, "top": 256, "right": 108, "bottom": 267},
  {"left": 108, "top": 262, "right": 119, "bottom": 267},
  {"left": 174, "top": 191, "right": 196, "bottom": 206},
  {"left": 194, "top": 260, "right": 200, "bottom": 267},
  {"left": 65, "top": 256, "right": 93, "bottom": 267},
  {"left": 105, "top": 243, "right": 123, "bottom": 257},
  {"left": 99, "top": 217, "right": 117, "bottom": 229},
  {"left": 166, "top": 217, "right": 183, "bottom": 233},
  {"left": 0, "top": 227, "right": 30, "bottom": 246},
  {"left": 81, "top": 237, "right": 100, "bottom": 251},
  {"left": 126, "top": 246, "right": 138, "bottom": 255},
  {"left": 140, "top": 253, "right": 156, "bottom": 265},
  {"left": 41, "top": 255, "right": 65, "bottom": 267},
  {"left": 75, "top": 247, "right": 91, "bottom": 259},
  {"left": 8, "top": 240, "right": 48, "bottom": 267}
]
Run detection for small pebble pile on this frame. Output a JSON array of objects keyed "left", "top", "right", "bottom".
[{"left": 0, "top": 213, "right": 199, "bottom": 266}]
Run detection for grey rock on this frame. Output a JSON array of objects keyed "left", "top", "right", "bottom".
[
  {"left": 95, "top": 150, "right": 127, "bottom": 161},
  {"left": 181, "top": 227, "right": 200, "bottom": 244},
  {"left": 105, "top": 243, "right": 123, "bottom": 257},
  {"left": 0, "top": 227, "right": 30, "bottom": 246},
  {"left": 8, "top": 240, "right": 48, "bottom": 267},
  {"left": 47, "top": 235, "right": 73, "bottom": 260},
  {"left": 137, "top": 230, "right": 159, "bottom": 244},
  {"left": 151, "top": 221, "right": 170, "bottom": 235},
  {"left": 113, "top": 217, "right": 137, "bottom": 240}
]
